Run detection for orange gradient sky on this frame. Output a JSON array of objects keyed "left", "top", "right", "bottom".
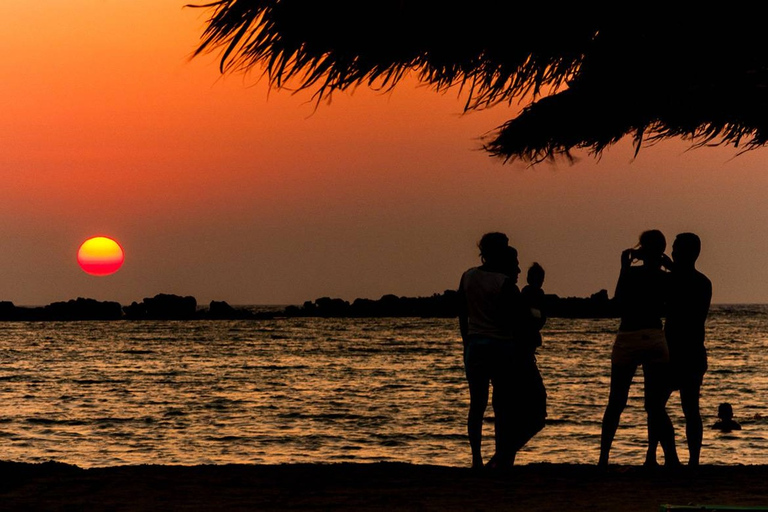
[{"left": 2, "top": 1, "right": 768, "bottom": 305}]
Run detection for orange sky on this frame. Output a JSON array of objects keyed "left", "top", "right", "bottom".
[{"left": 2, "top": 1, "right": 768, "bottom": 305}]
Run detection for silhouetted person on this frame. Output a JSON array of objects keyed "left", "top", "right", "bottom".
[
  {"left": 598, "top": 230, "right": 680, "bottom": 468},
  {"left": 458, "top": 232, "right": 518, "bottom": 469},
  {"left": 712, "top": 403, "right": 741, "bottom": 432},
  {"left": 458, "top": 233, "right": 546, "bottom": 469},
  {"left": 521, "top": 263, "right": 546, "bottom": 349},
  {"left": 646, "top": 232, "right": 712, "bottom": 467},
  {"left": 506, "top": 261, "right": 548, "bottom": 464}
]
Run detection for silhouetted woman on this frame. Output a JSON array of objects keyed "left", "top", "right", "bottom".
[
  {"left": 598, "top": 229, "right": 680, "bottom": 468},
  {"left": 458, "top": 233, "right": 546, "bottom": 469}
]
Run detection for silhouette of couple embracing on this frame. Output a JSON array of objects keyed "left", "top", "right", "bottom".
[
  {"left": 458, "top": 230, "right": 711, "bottom": 469},
  {"left": 600, "top": 229, "right": 712, "bottom": 468},
  {"left": 457, "top": 232, "right": 547, "bottom": 469}
]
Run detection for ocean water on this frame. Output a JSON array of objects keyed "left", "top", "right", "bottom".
[{"left": 0, "top": 305, "right": 765, "bottom": 469}]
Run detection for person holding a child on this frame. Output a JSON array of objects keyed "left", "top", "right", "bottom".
[{"left": 458, "top": 232, "right": 548, "bottom": 470}]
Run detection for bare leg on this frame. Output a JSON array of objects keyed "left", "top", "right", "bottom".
[
  {"left": 645, "top": 423, "right": 660, "bottom": 466},
  {"left": 644, "top": 363, "right": 680, "bottom": 467},
  {"left": 465, "top": 343, "right": 492, "bottom": 469},
  {"left": 467, "top": 375, "right": 490, "bottom": 469},
  {"left": 680, "top": 378, "right": 703, "bottom": 466},
  {"left": 467, "top": 384, "right": 488, "bottom": 468},
  {"left": 645, "top": 387, "right": 673, "bottom": 467},
  {"left": 599, "top": 363, "right": 636, "bottom": 467}
]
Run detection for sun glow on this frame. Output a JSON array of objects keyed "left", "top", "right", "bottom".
[{"left": 77, "top": 236, "right": 125, "bottom": 276}]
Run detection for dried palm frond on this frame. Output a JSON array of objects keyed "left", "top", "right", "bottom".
[{"left": 190, "top": 3, "right": 768, "bottom": 162}]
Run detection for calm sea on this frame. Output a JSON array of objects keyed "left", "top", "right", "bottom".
[{"left": 0, "top": 305, "right": 765, "bottom": 468}]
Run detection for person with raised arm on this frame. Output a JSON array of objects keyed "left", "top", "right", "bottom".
[{"left": 598, "top": 229, "right": 680, "bottom": 468}]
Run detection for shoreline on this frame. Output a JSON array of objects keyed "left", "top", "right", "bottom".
[{"left": 2, "top": 461, "right": 767, "bottom": 511}]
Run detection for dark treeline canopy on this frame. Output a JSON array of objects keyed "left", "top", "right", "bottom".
[{"left": 192, "top": 2, "right": 768, "bottom": 163}]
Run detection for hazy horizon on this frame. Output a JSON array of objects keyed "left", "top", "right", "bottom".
[{"left": 6, "top": 294, "right": 765, "bottom": 309}]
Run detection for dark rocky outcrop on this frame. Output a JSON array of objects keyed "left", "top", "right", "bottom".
[
  {"left": 283, "top": 289, "right": 618, "bottom": 319},
  {"left": 0, "top": 298, "right": 122, "bottom": 321},
  {"left": 0, "top": 289, "right": 620, "bottom": 321},
  {"left": 123, "top": 294, "right": 198, "bottom": 320},
  {"left": 283, "top": 290, "right": 461, "bottom": 318},
  {"left": 0, "top": 301, "right": 17, "bottom": 320},
  {"left": 0, "top": 295, "right": 263, "bottom": 321},
  {"left": 205, "top": 300, "right": 258, "bottom": 319},
  {"left": 43, "top": 298, "right": 123, "bottom": 320},
  {"left": 542, "top": 289, "right": 619, "bottom": 318}
]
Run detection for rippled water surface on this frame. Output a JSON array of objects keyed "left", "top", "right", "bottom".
[{"left": 0, "top": 305, "right": 766, "bottom": 468}]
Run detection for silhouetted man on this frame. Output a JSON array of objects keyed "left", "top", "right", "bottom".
[{"left": 646, "top": 232, "right": 712, "bottom": 466}]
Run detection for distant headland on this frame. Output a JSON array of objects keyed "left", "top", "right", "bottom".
[{"left": 0, "top": 290, "right": 618, "bottom": 321}]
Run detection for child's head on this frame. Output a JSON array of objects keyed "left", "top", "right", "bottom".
[
  {"left": 527, "top": 262, "right": 545, "bottom": 288},
  {"left": 718, "top": 402, "right": 734, "bottom": 420}
]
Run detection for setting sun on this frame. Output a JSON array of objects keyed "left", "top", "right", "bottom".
[{"left": 77, "top": 236, "right": 125, "bottom": 276}]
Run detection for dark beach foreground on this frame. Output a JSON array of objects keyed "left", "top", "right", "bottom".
[{"left": 1, "top": 462, "right": 767, "bottom": 511}]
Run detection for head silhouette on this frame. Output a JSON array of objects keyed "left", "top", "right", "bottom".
[
  {"left": 672, "top": 232, "right": 701, "bottom": 267},
  {"left": 718, "top": 402, "right": 734, "bottom": 420},
  {"left": 636, "top": 229, "right": 666, "bottom": 264},
  {"left": 478, "top": 232, "right": 509, "bottom": 266},
  {"left": 501, "top": 245, "right": 521, "bottom": 282},
  {"left": 527, "top": 262, "right": 545, "bottom": 288}
]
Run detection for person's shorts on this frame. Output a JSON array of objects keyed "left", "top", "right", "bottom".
[
  {"left": 464, "top": 337, "right": 513, "bottom": 382},
  {"left": 611, "top": 328, "right": 669, "bottom": 366}
]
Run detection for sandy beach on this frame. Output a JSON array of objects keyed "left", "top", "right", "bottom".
[{"left": 1, "top": 461, "right": 767, "bottom": 511}]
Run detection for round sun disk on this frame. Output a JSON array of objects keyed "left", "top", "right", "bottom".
[{"left": 77, "top": 236, "right": 125, "bottom": 276}]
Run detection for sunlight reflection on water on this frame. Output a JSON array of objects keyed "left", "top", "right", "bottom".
[{"left": 0, "top": 305, "right": 766, "bottom": 468}]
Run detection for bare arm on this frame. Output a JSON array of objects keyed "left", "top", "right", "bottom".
[
  {"left": 614, "top": 248, "right": 636, "bottom": 304},
  {"left": 699, "top": 276, "right": 713, "bottom": 323},
  {"left": 457, "top": 279, "right": 468, "bottom": 345}
]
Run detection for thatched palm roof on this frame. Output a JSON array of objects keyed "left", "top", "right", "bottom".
[{"left": 191, "top": 3, "right": 768, "bottom": 163}]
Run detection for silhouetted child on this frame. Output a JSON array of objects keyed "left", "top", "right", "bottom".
[
  {"left": 712, "top": 402, "right": 742, "bottom": 432},
  {"left": 521, "top": 263, "right": 546, "bottom": 348}
]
